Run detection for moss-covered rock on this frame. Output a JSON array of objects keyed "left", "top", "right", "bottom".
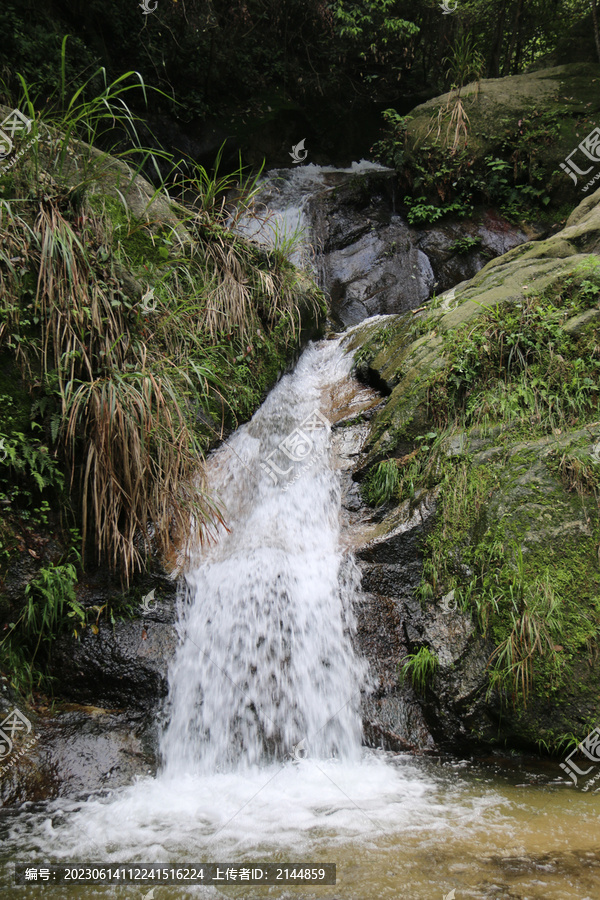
[
  {"left": 392, "top": 63, "right": 600, "bottom": 220},
  {"left": 350, "top": 186, "right": 600, "bottom": 754}
]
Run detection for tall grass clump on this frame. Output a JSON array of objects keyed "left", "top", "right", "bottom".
[
  {"left": 399, "top": 646, "right": 439, "bottom": 693},
  {"left": 361, "top": 459, "right": 401, "bottom": 506},
  {"left": 0, "top": 49, "right": 322, "bottom": 587},
  {"left": 427, "top": 262, "right": 600, "bottom": 436},
  {"left": 0, "top": 195, "right": 220, "bottom": 581}
]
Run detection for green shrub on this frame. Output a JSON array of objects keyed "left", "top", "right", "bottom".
[
  {"left": 0, "top": 53, "right": 322, "bottom": 584},
  {"left": 362, "top": 459, "right": 401, "bottom": 506},
  {"left": 399, "top": 646, "right": 439, "bottom": 693}
]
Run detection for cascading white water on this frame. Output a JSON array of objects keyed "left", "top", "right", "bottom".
[
  {"left": 161, "top": 337, "right": 370, "bottom": 775},
  {"left": 1, "top": 165, "right": 593, "bottom": 900},
  {"left": 235, "top": 160, "right": 390, "bottom": 268},
  {"left": 160, "top": 161, "right": 391, "bottom": 776}
]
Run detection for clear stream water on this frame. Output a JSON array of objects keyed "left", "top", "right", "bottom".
[{"left": 0, "top": 167, "right": 598, "bottom": 899}]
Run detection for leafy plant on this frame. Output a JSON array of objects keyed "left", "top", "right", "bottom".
[
  {"left": 0, "top": 561, "right": 79, "bottom": 668},
  {"left": 362, "top": 459, "right": 401, "bottom": 506},
  {"left": 11, "top": 37, "right": 174, "bottom": 199},
  {"left": 442, "top": 32, "right": 485, "bottom": 93},
  {"left": 372, "top": 110, "right": 413, "bottom": 167},
  {"left": 403, "top": 195, "right": 471, "bottom": 225},
  {"left": 399, "top": 646, "right": 439, "bottom": 693},
  {"left": 449, "top": 235, "right": 482, "bottom": 255}
]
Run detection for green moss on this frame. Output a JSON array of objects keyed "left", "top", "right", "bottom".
[
  {"left": 415, "top": 439, "right": 600, "bottom": 738},
  {"left": 353, "top": 317, "right": 412, "bottom": 382},
  {"left": 356, "top": 267, "right": 600, "bottom": 738},
  {"left": 387, "top": 64, "right": 600, "bottom": 219},
  {"left": 89, "top": 195, "right": 168, "bottom": 268},
  {"left": 424, "top": 260, "right": 600, "bottom": 437}
]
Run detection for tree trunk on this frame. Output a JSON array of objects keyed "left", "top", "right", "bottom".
[
  {"left": 503, "top": 0, "right": 525, "bottom": 76},
  {"left": 592, "top": 0, "right": 600, "bottom": 64},
  {"left": 488, "top": 0, "right": 508, "bottom": 78}
]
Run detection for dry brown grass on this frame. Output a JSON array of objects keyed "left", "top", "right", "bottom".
[{"left": 0, "top": 196, "right": 222, "bottom": 581}]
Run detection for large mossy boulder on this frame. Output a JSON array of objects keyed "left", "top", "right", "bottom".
[
  {"left": 397, "top": 63, "right": 600, "bottom": 216},
  {"left": 348, "top": 186, "right": 600, "bottom": 754}
]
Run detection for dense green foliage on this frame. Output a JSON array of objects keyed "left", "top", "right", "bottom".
[
  {"left": 0, "top": 0, "right": 596, "bottom": 162},
  {"left": 377, "top": 104, "right": 569, "bottom": 222},
  {"left": 0, "top": 62, "right": 323, "bottom": 694},
  {"left": 428, "top": 261, "right": 600, "bottom": 432},
  {"left": 359, "top": 263, "right": 600, "bottom": 741}
]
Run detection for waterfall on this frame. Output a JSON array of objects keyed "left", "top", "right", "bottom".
[
  {"left": 0, "top": 167, "right": 535, "bottom": 893},
  {"left": 161, "top": 337, "right": 370, "bottom": 775},
  {"left": 235, "top": 159, "right": 390, "bottom": 269},
  {"left": 160, "top": 162, "right": 394, "bottom": 776}
]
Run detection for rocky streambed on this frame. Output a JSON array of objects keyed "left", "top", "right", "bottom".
[{"left": 2, "top": 159, "right": 600, "bottom": 807}]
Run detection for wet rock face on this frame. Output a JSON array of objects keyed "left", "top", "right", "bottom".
[
  {"left": 0, "top": 698, "right": 158, "bottom": 807},
  {"left": 349, "top": 491, "right": 477, "bottom": 755},
  {"left": 39, "top": 707, "right": 158, "bottom": 797},
  {"left": 331, "top": 387, "right": 436, "bottom": 753},
  {"left": 45, "top": 568, "right": 179, "bottom": 711},
  {"left": 415, "top": 211, "right": 530, "bottom": 296},
  {"left": 400, "top": 602, "right": 495, "bottom": 750},
  {"left": 51, "top": 615, "right": 178, "bottom": 710},
  {"left": 311, "top": 173, "right": 434, "bottom": 326},
  {"left": 307, "top": 172, "right": 529, "bottom": 327},
  {"left": 355, "top": 536, "right": 437, "bottom": 754},
  {"left": 0, "top": 562, "right": 180, "bottom": 806}
]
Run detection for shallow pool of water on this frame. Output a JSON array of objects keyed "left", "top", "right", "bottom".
[{"left": 1, "top": 751, "right": 598, "bottom": 900}]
